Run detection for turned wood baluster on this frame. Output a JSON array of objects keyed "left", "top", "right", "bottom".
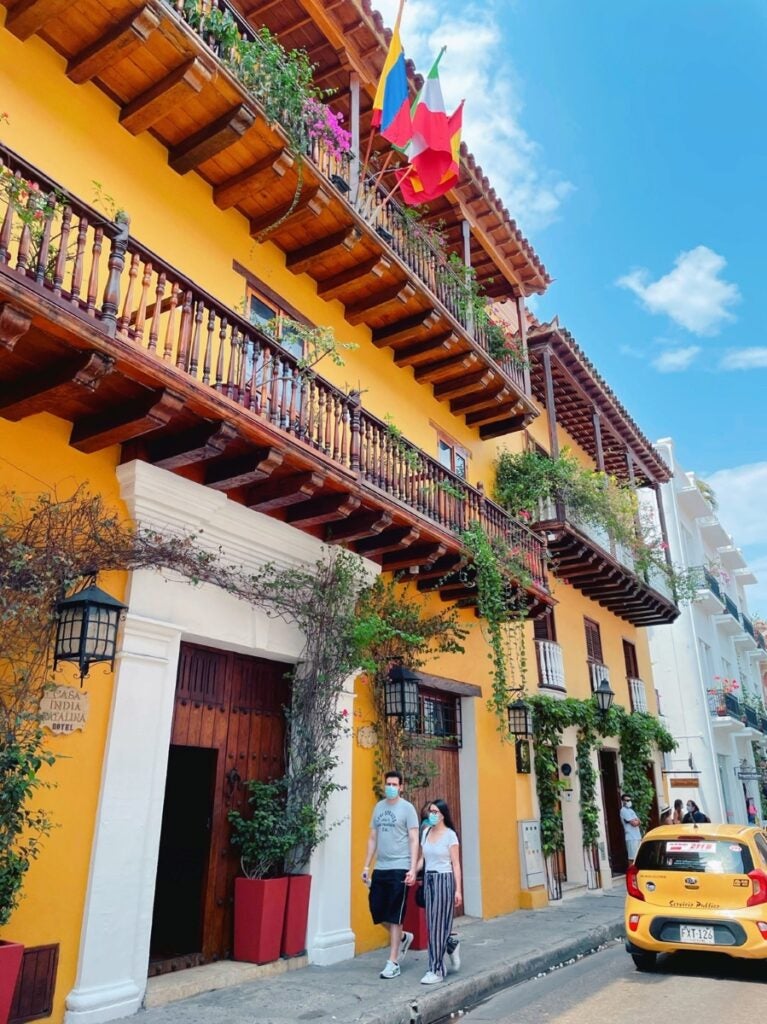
[
  {"left": 248, "top": 338, "right": 261, "bottom": 412},
  {"left": 223, "top": 325, "right": 237, "bottom": 400},
  {"left": 279, "top": 357, "right": 291, "bottom": 428},
  {"left": 325, "top": 391, "right": 335, "bottom": 455},
  {"left": 305, "top": 379, "right": 316, "bottom": 444},
  {"left": 359, "top": 418, "right": 370, "bottom": 480},
  {"left": 201, "top": 306, "right": 216, "bottom": 384},
  {"left": 0, "top": 171, "right": 18, "bottom": 265},
  {"left": 297, "top": 373, "right": 308, "bottom": 438},
  {"left": 176, "top": 289, "right": 193, "bottom": 369},
  {"left": 16, "top": 198, "right": 32, "bottom": 275},
  {"left": 162, "top": 282, "right": 180, "bottom": 361},
  {"left": 349, "top": 394, "right": 361, "bottom": 473},
  {"left": 259, "top": 348, "right": 271, "bottom": 415},
  {"left": 33, "top": 193, "right": 56, "bottom": 286},
  {"left": 85, "top": 225, "right": 104, "bottom": 316},
  {"left": 316, "top": 389, "right": 326, "bottom": 451},
  {"left": 214, "top": 317, "right": 227, "bottom": 390},
  {"left": 269, "top": 354, "right": 281, "bottom": 425},
  {"left": 70, "top": 215, "right": 89, "bottom": 307},
  {"left": 234, "top": 329, "right": 247, "bottom": 403},
  {"left": 188, "top": 299, "right": 204, "bottom": 376},
  {"left": 340, "top": 398, "right": 350, "bottom": 467},
  {"left": 118, "top": 251, "right": 139, "bottom": 335},
  {"left": 48, "top": 204, "right": 71, "bottom": 297},
  {"left": 101, "top": 217, "right": 130, "bottom": 332},
  {"left": 287, "top": 365, "right": 299, "bottom": 435},
  {"left": 146, "top": 266, "right": 163, "bottom": 352}
]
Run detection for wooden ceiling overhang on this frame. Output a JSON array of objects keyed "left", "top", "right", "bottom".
[
  {"left": 238, "top": 0, "right": 552, "bottom": 299},
  {"left": 0, "top": 147, "right": 553, "bottom": 619},
  {"left": 539, "top": 516, "right": 679, "bottom": 627},
  {"left": 528, "top": 325, "right": 671, "bottom": 487},
  {"left": 1, "top": 0, "right": 540, "bottom": 435}
]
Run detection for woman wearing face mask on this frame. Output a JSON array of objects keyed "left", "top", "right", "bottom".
[
  {"left": 415, "top": 799, "right": 462, "bottom": 985},
  {"left": 682, "top": 799, "right": 710, "bottom": 824}
]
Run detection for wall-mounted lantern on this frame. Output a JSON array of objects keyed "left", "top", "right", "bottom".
[
  {"left": 54, "top": 584, "right": 127, "bottom": 683},
  {"left": 508, "top": 698, "right": 533, "bottom": 739},
  {"left": 385, "top": 663, "right": 420, "bottom": 732},
  {"left": 594, "top": 676, "right": 615, "bottom": 716}
]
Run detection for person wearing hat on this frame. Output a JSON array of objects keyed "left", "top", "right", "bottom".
[
  {"left": 659, "top": 806, "right": 673, "bottom": 825},
  {"left": 620, "top": 793, "right": 642, "bottom": 867}
]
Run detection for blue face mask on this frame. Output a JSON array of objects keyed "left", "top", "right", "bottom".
[
  {"left": 427, "top": 812, "right": 439, "bottom": 826},
  {"left": 384, "top": 784, "right": 399, "bottom": 799}
]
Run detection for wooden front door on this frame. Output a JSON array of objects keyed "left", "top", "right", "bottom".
[
  {"left": 598, "top": 749, "right": 627, "bottom": 875},
  {"left": 150, "top": 643, "right": 290, "bottom": 972}
]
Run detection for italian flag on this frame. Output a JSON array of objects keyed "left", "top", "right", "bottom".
[{"left": 402, "top": 48, "right": 454, "bottom": 194}]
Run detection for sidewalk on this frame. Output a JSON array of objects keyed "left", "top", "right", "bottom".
[{"left": 137, "top": 888, "right": 626, "bottom": 1024}]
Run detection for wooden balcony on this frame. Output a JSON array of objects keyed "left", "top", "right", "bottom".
[
  {"left": 0, "top": 144, "right": 552, "bottom": 616},
  {"left": 537, "top": 502, "right": 678, "bottom": 626},
  {"left": 0, "top": 0, "right": 537, "bottom": 436}
]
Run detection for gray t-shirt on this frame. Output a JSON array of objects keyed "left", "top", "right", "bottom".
[
  {"left": 370, "top": 797, "right": 418, "bottom": 870},
  {"left": 422, "top": 827, "right": 459, "bottom": 874}
]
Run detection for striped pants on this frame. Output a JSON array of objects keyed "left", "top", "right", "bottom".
[{"left": 424, "top": 871, "right": 455, "bottom": 977}]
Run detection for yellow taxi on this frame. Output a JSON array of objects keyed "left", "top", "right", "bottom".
[{"left": 625, "top": 823, "right": 767, "bottom": 970}]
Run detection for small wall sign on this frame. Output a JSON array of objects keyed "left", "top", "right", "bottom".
[
  {"left": 515, "top": 738, "right": 531, "bottom": 774},
  {"left": 39, "top": 685, "right": 90, "bottom": 735}
]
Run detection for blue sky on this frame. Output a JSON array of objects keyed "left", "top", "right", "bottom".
[{"left": 375, "top": 0, "right": 767, "bottom": 614}]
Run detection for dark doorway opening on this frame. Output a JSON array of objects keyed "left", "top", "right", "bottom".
[
  {"left": 150, "top": 745, "right": 217, "bottom": 968},
  {"left": 598, "top": 749, "right": 626, "bottom": 875}
]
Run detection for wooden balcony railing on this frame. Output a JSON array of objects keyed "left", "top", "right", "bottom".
[
  {"left": 163, "top": 0, "right": 527, "bottom": 389},
  {"left": 0, "top": 144, "right": 547, "bottom": 592}
]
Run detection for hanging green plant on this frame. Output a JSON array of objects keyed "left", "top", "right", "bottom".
[{"left": 460, "top": 522, "right": 530, "bottom": 737}]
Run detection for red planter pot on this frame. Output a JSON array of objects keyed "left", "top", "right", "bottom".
[
  {"left": 282, "top": 874, "right": 312, "bottom": 958},
  {"left": 0, "top": 941, "right": 24, "bottom": 1024},
  {"left": 233, "top": 877, "right": 289, "bottom": 964}
]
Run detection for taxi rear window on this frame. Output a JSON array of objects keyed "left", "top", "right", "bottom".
[{"left": 635, "top": 839, "right": 754, "bottom": 874}]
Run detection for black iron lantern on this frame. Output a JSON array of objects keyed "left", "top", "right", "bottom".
[
  {"left": 385, "top": 663, "right": 420, "bottom": 733},
  {"left": 594, "top": 676, "right": 615, "bottom": 715},
  {"left": 54, "top": 585, "right": 127, "bottom": 682},
  {"left": 508, "top": 698, "right": 533, "bottom": 739}
]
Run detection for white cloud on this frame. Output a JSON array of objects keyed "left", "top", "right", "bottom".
[
  {"left": 651, "top": 346, "right": 701, "bottom": 372},
  {"left": 372, "top": 0, "right": 573, "bottom": 230},
  {"left": 706, "top": 462, "right": 767, "bottom": 547},
  {"left": 617, "top": 246, "right": 740, "bottom": 335},
  {"left": 720, "top": 347, "right": 767, "bottom": 370}
]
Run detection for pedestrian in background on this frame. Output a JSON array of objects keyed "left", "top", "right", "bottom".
[
  {"left": 682, "top": 799, "right": 710, "bottom": 824},
  {"left": 673, "top": 799, "right": 684, "bottom": 824},
  {"left": 620, "top": 794, "right": 642, "bottom": 867},
  {"left": 416, "top": 798, "right": 462, "bottom": 985},
  {"left": 659, "top": 806, "right": 673, "bottom": 825},
  {"left": 362, "top": 770, "right": 419, "bottom": 979}
]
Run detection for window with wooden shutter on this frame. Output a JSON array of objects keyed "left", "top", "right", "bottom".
[
  {"left": 622, "top": 639, "right": 639, "bottom": 679},
  {"left": 534, "top": 611, "right": 556, "bottom": 643},
  {"left": 584, "top": 617, "right": 603, "bottom": 663}
]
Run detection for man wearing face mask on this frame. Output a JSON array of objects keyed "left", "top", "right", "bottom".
[
  {"left": 620, "top": 793, "right": 642, "bottom": 868},
  {"left": 362, "top": 770, "right": 419, "bottom": 979}
]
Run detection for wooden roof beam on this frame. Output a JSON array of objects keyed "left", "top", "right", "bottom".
[
  {"left": 317, "top": 255, "right": 391, "bottom": 301},
  {"left": 66, "top": 6, "right": 160, "bottom": 84},
  {"left": 0, "top": 351, "right": 113, "bottom": 421},
  {"left": 247, "top": 471, "right": 326, "bottom": 511},
  {"left": 120, "top": 58, "right": 212, "bottom": 135},
  {"left": 203, "top": 447, "right": 284, "bottom": 490},
  {"left": 286, "top": 227, "right": 361, "bottom": 274},
  {"left": 345, "top": 281, "right": 416, "bottom": 325},
  {"left": 146, "top": 421, "right": 238, "bottom": 470},
  {"left": 372, "top": 310, "right": 439, "bottom": 347},
  {"left": 70, "top": 388, "right": 183, "bottom": 453},
  {"left": 169, "top": 105, "right": 256, "bottom": 175},
  {"left": 214, "top": 150, "right": 295, "bottom": 210}
]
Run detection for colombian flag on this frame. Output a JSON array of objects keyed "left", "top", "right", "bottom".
[
  {"left": 371, "top": 4, "right": 412, "bottom": 148},
  {"left": 398, "top": 100, "right": 463, "bottom": 206}
]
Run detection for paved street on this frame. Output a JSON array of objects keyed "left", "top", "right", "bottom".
[{"left": 466, "top": 942, "right": 767, "bottom": 1023}]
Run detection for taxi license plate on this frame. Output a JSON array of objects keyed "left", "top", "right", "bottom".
[{"left": 679, "top": 925, "right": 715, "bottom": 944}]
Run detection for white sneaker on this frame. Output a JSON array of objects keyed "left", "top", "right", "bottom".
[
  {"left": 420, "top": 970, "right": 443, "bottom": 985},
  {"left": 398, "top": 931, "right": 414, "bottom": 962},
  {"left": 380, "top": 959, "right": 401, "bottom": 979},
  {"left": 448, "top": 940, "right": 461, "bottom": 972}
]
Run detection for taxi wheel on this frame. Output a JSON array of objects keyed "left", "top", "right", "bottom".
[{"left": 631, "top": 952, "right": 657, "bottom": 972}]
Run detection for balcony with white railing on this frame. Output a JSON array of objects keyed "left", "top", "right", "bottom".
[
  {"left": 628, "top": 677, "right": 649, "bottom": 713},
  {"left": 588, "top": 661, "right": 610, "bottom": 693},
  {"left": 535, "top": 640, "right": 566, "bottom": 692}
]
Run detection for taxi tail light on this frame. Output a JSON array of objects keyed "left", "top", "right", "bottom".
[
  {"left": 626, "top": 866, "right": 644, "bottom": 901},
  {"left": 757, "top": 922, "right": 767, "bottom": 939},
  {"left": 747, "top": 870, "right": 767, "bottom": 907},
  {"left": 628, "top": 914, "right": 640, "bottom": 932}
]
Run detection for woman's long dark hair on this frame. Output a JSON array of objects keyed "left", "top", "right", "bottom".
[{"left": 429, "top": 798, "right": 458, "bottom": 835}]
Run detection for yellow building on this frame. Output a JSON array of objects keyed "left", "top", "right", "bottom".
[{"left": 0, "top": 0, "right": 677, "bottom": 1020}]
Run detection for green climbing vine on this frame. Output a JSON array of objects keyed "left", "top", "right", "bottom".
[
  {"left": 529, "top": 695, "right": 676, "bottom": 856},
  {"left": 460, "top": 522, "right": 530, "bottom": 737}
]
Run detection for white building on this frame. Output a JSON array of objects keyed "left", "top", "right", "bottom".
[{"left": 646, "top": 439, "right": 767, "bottom": 825}]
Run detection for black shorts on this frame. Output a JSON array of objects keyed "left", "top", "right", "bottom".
[{"left": 369, "top": 868, "right": 409, "bottom": 925}]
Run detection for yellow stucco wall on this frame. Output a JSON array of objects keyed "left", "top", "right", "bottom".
[{"left": 0, "top": 414, "right": 126, "bottom": 1024}]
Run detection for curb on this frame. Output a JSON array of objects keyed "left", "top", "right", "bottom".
[{"left": 361, "top": 918, "right": 625, "bottom": 1024}]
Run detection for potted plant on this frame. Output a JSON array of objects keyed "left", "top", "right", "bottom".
[{"left": 228, "top": 776, "right": 323, "bottom": 963}]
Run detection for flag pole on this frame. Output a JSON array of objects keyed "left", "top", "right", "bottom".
[
  {"left": 380, "top": 164, "right": 415, "bottom": 212},
  {"left": 356, "top": 0, "right": 406, "bottom": 204}
]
